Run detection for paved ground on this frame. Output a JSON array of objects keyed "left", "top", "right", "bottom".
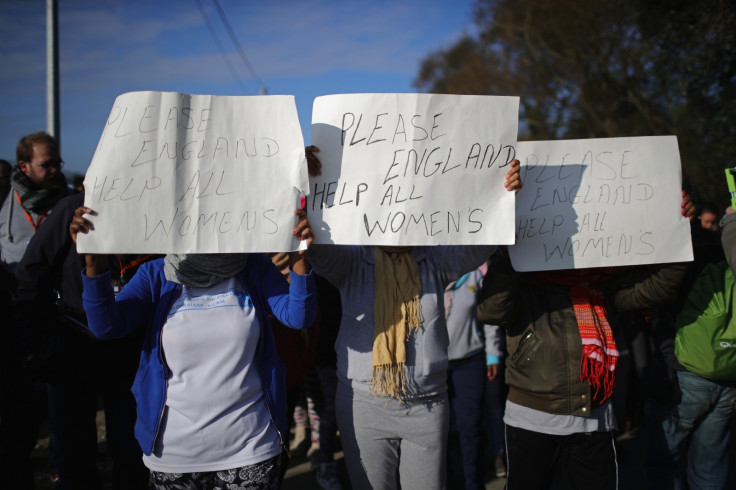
[
  {"left": 30, "top": 409, "right": 735, "bottom": 489},
  {"left": 282, "top": 424, "right": 736, "bottom": 490},
  {"left": 26, "top": 421, "right": 656, "bottom": 489},
  {"left": 280, "top": 430, "right": 642, "bottom": 490}
]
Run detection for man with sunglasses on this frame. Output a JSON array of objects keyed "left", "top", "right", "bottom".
[
  {"left": 0, "top": 131, "right": 69, "bottom": 488},
  {"left": 0, "top": 131, "right": 69, "bottom": 272}
]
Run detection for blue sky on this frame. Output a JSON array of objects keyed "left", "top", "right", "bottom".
[{"left": 0, "top": 0, "right": 476, "bottom": 177}]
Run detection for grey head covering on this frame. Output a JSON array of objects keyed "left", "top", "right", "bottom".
[{"left": 164, "top": 253, "right": 249, "bottom": 288}]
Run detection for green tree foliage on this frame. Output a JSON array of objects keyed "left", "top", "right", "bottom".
[{"left": 414, "top": 0, "right": 736, "bottom": 208}]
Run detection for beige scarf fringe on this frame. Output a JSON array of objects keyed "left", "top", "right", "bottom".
[{"left": 371, "top": 247, "right": 423, "bottom": 400}]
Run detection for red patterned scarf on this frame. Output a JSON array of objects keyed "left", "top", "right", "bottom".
[{"left": 535, "top": 269, "right": 619, "bottom": 403}]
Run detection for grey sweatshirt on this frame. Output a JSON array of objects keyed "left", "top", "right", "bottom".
[
  {"left": 445, "top": 265, "right": 504, "bottom": 363},
  {"left": 309, "top": 244, "right": 495, "bottom": 399},
  {"left": 0, "top": 189, "right": 46, "bottom": 271}
]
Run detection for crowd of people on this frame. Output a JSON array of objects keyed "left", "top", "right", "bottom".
[{"left": 0, "top": 130, "right": 734, "bottom": 490}]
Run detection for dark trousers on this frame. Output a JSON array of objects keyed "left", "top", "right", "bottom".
[
  {"left": 483, "top": 363, "right": 506, "bottom": 458},
  {"left": 505, "top": 424, "right": 618, "bottom": 490},
  {"left": 0, "top": 296, "right": 45, "bottom": 490},
  {"left": 0, "top": 359, "right": 44, "bottom": 489},
  {"left": 316, "top": 365, "right": 339, "bottom": 463},
  {"left": 48, "top": 380, "right": 102, "bottom": 489},
  {"left": 447, "top": 354, "right": 486, "bottom": 490},
  {"left": 48, "top": 334, "right": 148, "bottom": 490}
]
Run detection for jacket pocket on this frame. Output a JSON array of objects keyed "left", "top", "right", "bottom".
[{"left": 510, "top": 329, "right": 536, "bottom": 363}]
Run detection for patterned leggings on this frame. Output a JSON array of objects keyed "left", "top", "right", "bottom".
[{"left": 149, "top": 453, "right": 282, "bottom": 490}]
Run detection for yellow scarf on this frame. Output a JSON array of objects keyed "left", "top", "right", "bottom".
[{"left": 371, "top": 246, "right": 423, "bottom": 399}]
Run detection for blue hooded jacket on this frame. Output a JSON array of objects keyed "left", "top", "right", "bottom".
[{"left": 82, "top": 255, "right": 317, "bottom": 455}]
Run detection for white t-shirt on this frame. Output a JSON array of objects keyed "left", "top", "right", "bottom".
[
  {"left": 143, "top": 277, "right": 281, "bottom": 473},
  {"left": 504, "top": 399, "right": 617, "bottom": 436}
]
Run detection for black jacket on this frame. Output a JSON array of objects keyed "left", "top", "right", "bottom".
[{"left": 13, "top": 192, "right": 155, "bottom": 384}]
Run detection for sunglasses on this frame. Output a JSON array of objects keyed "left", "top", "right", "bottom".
[{"left": 29, "top": 158, "right": 64, "bottom": 170}]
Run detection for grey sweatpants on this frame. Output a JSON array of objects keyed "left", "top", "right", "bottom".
[{"left": 335, "top": 381, "right": 449, "bottom": 490}]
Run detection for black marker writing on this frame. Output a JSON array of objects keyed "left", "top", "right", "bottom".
[
  {"left": 363, "top": 208, "right": 483, "bottom": 237},
  {"left": 144, "top": 207, "right": 279, "bottom": 241},
  {"left": 89, "top": 175, "right": 162, "bottom": 204},
  {"left": 542, "top": 230, "right": 655, "bottom": 261},
  {"left": 341, "top": 111, "right": 441, "bottom": 146},
  {"left": 311, "top": 181, "right": 369, "bottom": 210},
  {"left": 178, "top": 169, "right": 237, "bottom": 203}
]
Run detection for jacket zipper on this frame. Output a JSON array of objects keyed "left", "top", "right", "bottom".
[
  {"left": 248, "top": 271, "right": 290, "bottom": 457},
  {"left": 151, "top": 324, "right": 167, "bottom": 453},
  {"left": 264, "top": 394, "right": 290, "bottom": 457},
  {"left": 150, "top": 289, "right": 179, "bottom": 454},
  {"left": 257, "top": 313, "right": 290, "bottom": 457},
  {"left": 511, "top": 331, "right": 534, "bottom": 361}
]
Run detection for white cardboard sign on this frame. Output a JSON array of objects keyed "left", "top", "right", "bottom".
[
  {"left": 308, "top": 93, "right": 519, "bottom": 245},
  {"left": 508, "top": 136, "right": 693, "bottom": 271},
  {"left": 77, "top": 91, "right": 308, "bottom": 254}
]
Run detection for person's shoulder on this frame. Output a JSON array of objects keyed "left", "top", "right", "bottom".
[
  {"left": 36, "top": 192, "right": 84, "bottom": 232},
  {"left": 53, "top": 191, "right": 84, "bottom": 213},
  {"left": 241, "top": 254, "right": 284, "bottom": 289},
  {"left": 144, "top": 257, "right": 166, "bottom": 271},
  {"left": 0, "top": 188, "right": 12, "bottom": 214},
  {"left": 246, "top": 253, "right": 272, "bottom": 270},
  {"left": 60, "top": 190, "right": 84, "bottom": 206},
  {"left": 127, "top": 257, "right": 165, "bottom": 280},
  {"left": 136, "top": 258, "right": 168, "bottom": 287},
  {"left": 238, "top": 253, "right": 273, "bottom": 278},
  {"left": 720, "top": 212, "right": 736, "bottom": 230}
]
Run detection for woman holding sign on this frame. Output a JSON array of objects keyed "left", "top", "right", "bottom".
[
  {"left": 306, "top": 146, "right": 521, "bottom": 490},
  {"left": 474, "top": 193, "right": 694, "bottom": 490},
  {"left": 71, "top": 207, "right": 318, "bottom": 490}
]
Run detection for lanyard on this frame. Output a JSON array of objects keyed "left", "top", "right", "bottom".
[
  {"left": 117, "top": 254, "right": 153, "bottom": 284},
  {"left": 15, "top": 190, "right": 48, "bottom": 231}
]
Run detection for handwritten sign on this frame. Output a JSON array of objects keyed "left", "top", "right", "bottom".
[
  {"left": 508, "top": 136, "right": 693, "bottom": 271},
  {"left": 77, "top": 91, "right": 308, "bottom": 254},
  {"left": 308, "top": 93, "right": 519, "bottom": 245}
]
